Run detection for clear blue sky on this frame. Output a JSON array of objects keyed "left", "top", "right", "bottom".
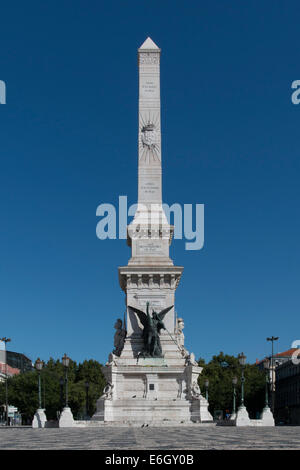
[{"left": 0, "top": 1, "right": 299, "bottom": 366}]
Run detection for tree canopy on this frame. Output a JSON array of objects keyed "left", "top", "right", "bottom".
[
  {"left": 0, "top": 358, "right": 106, "bottom": 423},
  {"left": 198, "top": 352, "right": 265, "bottom": 418},
  {"left": 0, "top": 352, "right": 266, "bottom": 423}
]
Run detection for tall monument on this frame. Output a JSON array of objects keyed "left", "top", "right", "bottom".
[{"left": 92, "top": 38, "right": 212, "bottom": 425}]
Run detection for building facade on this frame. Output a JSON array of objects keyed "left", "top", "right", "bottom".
[
  {"left": 275, "top": 359, "right": 300, "bottom": 425},
  {"left": 0, "top": 350, "right": 32, "bottom": 382}
]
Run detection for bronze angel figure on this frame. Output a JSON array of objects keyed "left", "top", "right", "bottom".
[{"left": 128, "top": 302, "right": 173, "bottom": 357}]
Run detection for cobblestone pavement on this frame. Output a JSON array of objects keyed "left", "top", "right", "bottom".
[{"left": 0, "top": 426, "right": 299, "bottom": 450}]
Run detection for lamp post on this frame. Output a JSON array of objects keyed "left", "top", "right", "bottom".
[
  {"left": 62, "top": 353, "right": 70, "bottom": 408},
  {"left": 58, "top": 353, "right": 74, "bottom": 427},
  {"left": 267, "top": 336, "right": 279, "bottom": 414},
  {"left": 263, "top": 358, "right": 270, "bottom": 408},
  {"left": 238, "top": 352, "right": 246, "bottom": 406},
  {"left": 59, "top": 376, "right": 64, "bottom": 411},
  {"left": 0, "top": 337, "right": 11, "bottom": 426},
  {"left": 235, "top": 352, "right": 251, "bottom": 425},
  {"left": 35, "top": 358, "right": 43, "bottom": 409},
  {"left": 260, "top": 356, "right": 275, "bottom": 425},
  {"left": 85, "top": 381, "right": 89, "bottom": 419},
  {"left": 232, "top": 376, "right": 238, "bottom": 419},
  {"left": 32, "top": 358, "right": 47, "bottom": 428},
  {"left": 204, "top": 379, "right": 209, "bottom": 401},
  {"left": 43, "top": 373, "right": 46, "bottom": 409}
]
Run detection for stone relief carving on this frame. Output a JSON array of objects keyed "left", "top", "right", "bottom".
[
  {"left": 141, "top": 123, "right": 159, "bottom": 150},
  {"left": 190, "top": 381, "right": 201, "bottom": 399},
  {"left": 101, "top": 383, "right": 114, "bottom": 400},
  {"left": 177, "top": 378, "right": 186, "bottom": 399},
  {"left": 139, "top": 53, "right": 160, "bottom": 65}
]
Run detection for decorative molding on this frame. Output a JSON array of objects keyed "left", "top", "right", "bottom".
[
  {"left": 119, "top": 271, "right": 182, "bottom": 291},
  {"left": 139, "top": 52, "right": 160, "bottom": 65}
]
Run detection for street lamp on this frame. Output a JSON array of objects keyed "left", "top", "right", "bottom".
[
  {"left": 59, "top": 376, "right": 64, "bottom": 411},
  {"left": 260, "top": 356, "right": 275, "bottom": 424},
  {"left": 62, "top": 354, "right": 70, "bottom": 407},
  {"left": 85, "top": 381, "right": 89, "bottom": 419},
  {"left": 238, "top": 352, "right": 246, "bottom": 406},
  {"left": 0, "top": 337, "right": 11, "bottom": 426},
  {"left": 204, "top": 379, "right": 209, "bottom": 401},
  {"left": 232, "top": 376, "right": 238, "bottom": 418},
  {"left": 34, "top": 358, "right": 43, "bottom": 409},
  {"left": 263, "top": 357, "right": 270, "bottom": 408},
  {"left": 43, "top": 373, "right": 46, "bottom": 409},
  {"left": 267, "top": 336, "right": 279, "bottom": 414},
  {"left": 32, "top": 358, "right": 47, "bottom": 428},
  {"left": 58, "top": 353, "right": 74, "bottom": 426}
]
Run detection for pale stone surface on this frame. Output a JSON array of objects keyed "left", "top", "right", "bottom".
[
  {"left": 260, "top": 406, "right": 275, "bottom": 426},
  {"left": 139, "top": 37, "right": 160, "bottom": 50},
  {"left": 59, "top": 407, "right": 74, "bottom": 428},
  {"left": 235, "top": 405, "right": 251, "bottom": 426},
  {"left": 32, "top": 409, "right": 47, "bottom": 428},
  {"left": 220, "top": 406, "right": 274, "bottom": 427},
  {"left": 1, "top": 427, "right": 300, "bottom": 449}
]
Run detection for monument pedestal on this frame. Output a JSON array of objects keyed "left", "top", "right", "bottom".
[
  {"left": 235, "top": 405, "right": 251, "bottom": 426},
  {"left": 32, "top": 408, "right": 47, "bottom": 428},
  {"left": 190, "top": 396, "right": 213, "bottom": 423},
  {"left": 260, "top": 406, "right": 275, "bottom": 426},
  {"left": 59, "top": 407, "right": 74, "bottom": 427},
  {"left": 92, "top": 346, "right": 212, "bottom": 425}
]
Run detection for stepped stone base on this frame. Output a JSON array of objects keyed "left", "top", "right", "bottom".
[
  {"left": 74, "top": 419, "right": 216, "bottom": 427},
  {"left": 91, "top": 353, "right": 213, "bottom": 425}
]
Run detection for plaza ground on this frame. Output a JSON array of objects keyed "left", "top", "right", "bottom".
[{"left": 0, "top": 426, "right": 299, "bottom": 450}]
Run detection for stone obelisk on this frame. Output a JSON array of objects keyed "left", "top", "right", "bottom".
[
  {"left": 131, "top": 36, "right": 168, "bottom": 231},
  {"left": 120, "top": 36, "right": 183, "bottom": 339},
  {"left": 92, "top": 38, "right": 213, "bottom": 425}
]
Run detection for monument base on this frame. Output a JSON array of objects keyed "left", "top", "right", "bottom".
[
  {"left": 59, "top": 407, "right": 74, "bottom": 427},
  {"left": 235, "top": 405, "right": 251, "bottom": 426},
  {"left": 260, "top": 406, "right": 275, "bottom": 426},
  {"left": 32, "top": 408, "right": 47, "bottom": 428},
  {"left": 91, "top": 358, "right": 213, "bottom": 425},
  {"left": 93, "top": 398, "right": 191, "bottom": 424}
]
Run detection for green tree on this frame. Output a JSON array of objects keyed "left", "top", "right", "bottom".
[
  {"left": 0, "top": 371, "right": 39, "bottom": 422},
  {"left": 74, "top": 360, "right": 106, "bottom": 417},
  {"left": 0, "top": 358, "right": 106, "bottom": 423},
  {"left": 198, "top": 352, "right": 265, "bottom": 419}
]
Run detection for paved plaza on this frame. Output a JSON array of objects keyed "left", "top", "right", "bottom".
[{"left": 0, "top": 426, "right": 299, "bottom": 450}]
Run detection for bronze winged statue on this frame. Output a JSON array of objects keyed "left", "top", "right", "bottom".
[{"left": 128, "top": 302, "right": 173, "bottom": 357}]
